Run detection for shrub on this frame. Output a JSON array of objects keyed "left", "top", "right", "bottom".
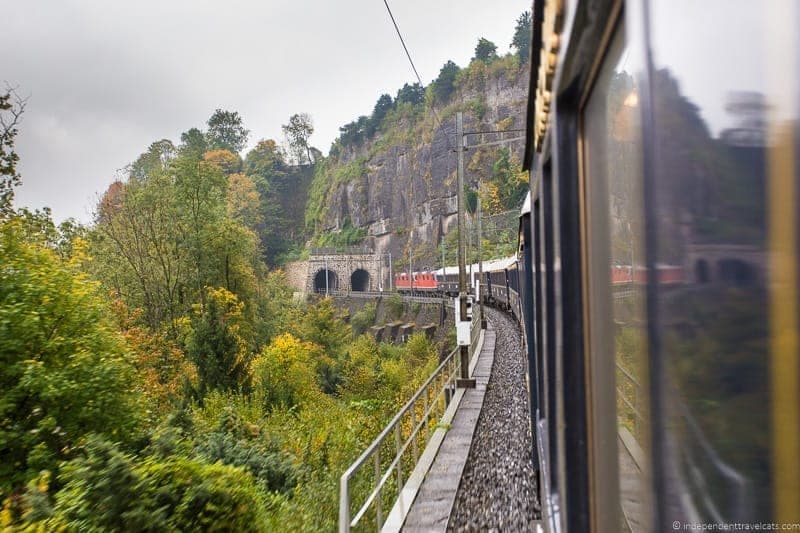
[
  {"left": 350, "top": 303, "right": 377, "bottom": 337},
  {"left": 0, "top": 220, "right": 141, "bottom": 492},
  {"left": 252, "top": 333, "right": 322, "bottom": 410},
  {"left": 51, "top": 437, "right": 269, "bottom": 532}
]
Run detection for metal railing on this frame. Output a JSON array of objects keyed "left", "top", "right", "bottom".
[
  {"left": 339, "top": 346, "right": 463, "bottom": 532},
  {"left": 616, "top": 361, "right": 644, "bottom": 439}
]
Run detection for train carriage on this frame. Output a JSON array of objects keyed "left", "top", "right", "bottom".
[{"left": 518, "top": 0, "right": 800, "bottom": 531}]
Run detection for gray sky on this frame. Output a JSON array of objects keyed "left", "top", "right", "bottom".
[{"left": 3, "top": 0, "right": 531, "bottom": 223}]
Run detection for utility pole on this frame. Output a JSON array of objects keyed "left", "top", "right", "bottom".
[
  {"left": 388, "top": 252, "right": 393, "bottom": 291},
  {"left": 456, "top": 112, "right": 475, "bottom": 388},
  {"left": 477, "top": 193, "right": 486, "bottom": 329},
  {"left": 408, "top": 237, "right": 413, "bottom": 295}
]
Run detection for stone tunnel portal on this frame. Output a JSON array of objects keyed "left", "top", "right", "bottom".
[
  {"left": 314, "top": 269, "right": 339, "bottom": 293},
  {"left": 351, "top": 269, "right": 370, "bottom": 292}
]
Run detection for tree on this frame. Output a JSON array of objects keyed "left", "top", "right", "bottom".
[
  {"left": 511, "top": 11, "right": 533, "bottom": 62},
  {"left": 243, "top": 139, "right": 285, "bottom": 178},
  {"left": 203, "top": 149, "right": 241, "bottom": 175},
  {"left": 92, "top": 148, "right": 261, "bottom": 334},
  {"left": 367, "top": 94, "right": 394, "bottom": 136},
  {"left": 251, "top": 333, "right": 321, "bottom": 410},
  {"left": 282, "top": 113, "right": 314, "bottom": 165},
  {"left": 206, "top": 109, "right": 249, "bottom": 154},
  {"left": 226, "top": 173, "right": 262, "bottom": 230},
  {"left": 179, "top": 127, "right": 208, "bottom": 158},
  {"left": 433, "top": 60, "right": 460, "bottom": 103},
  {"left": 129, "top": 139, "right": 175, "bottom": 181},
  {"left": 0, "top": 219, "right": 141, "bottom": 491},
  {"left": 187, "top": 287, "right": 252, "bottom": 397},
  {"left": 0, "top": 86, "right": 26, "bottom": 217},
  {"left": 473, "top": 37, "right": 498, "bottom": 62},
  {"left": 92, "top": 173, "right": 190, "bottom": 332},
  {"left": 491, "top": 147, "right": 528, "bottom": 208},
  {"left": 396, "top": 82, "right": 425, "bottom": 106}
]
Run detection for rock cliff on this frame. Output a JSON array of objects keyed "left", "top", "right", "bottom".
[{"left": 307, "top": 59, "right": 530, "bottom": 268}]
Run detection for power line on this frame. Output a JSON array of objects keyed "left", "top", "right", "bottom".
[
  {"left": 379, "top": 0, "right": 453, "bottom": 151},
  {"left": 382, "top": 0, "right": 424, "bottom": 86}
]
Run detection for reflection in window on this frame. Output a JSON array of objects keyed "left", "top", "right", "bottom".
[
  {"left": 583, "top": 27, "right": 647, "bottom": 532},
  {"left": 648, "top": 0, "right": 780, "bottom": 522}
]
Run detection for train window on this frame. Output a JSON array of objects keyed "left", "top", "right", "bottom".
[
  {"left": 541, "top": 164, "right": 560, "bottom": 497},
  {"left": 646, "top": 0, "right": 800, "bottom": 524},
  {"left": 582, "top": 19, "right": 649, "bottom": 532}
]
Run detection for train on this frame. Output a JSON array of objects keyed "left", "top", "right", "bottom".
[
  {"left": 403, "top": 0, "right": 799, "bottom": 530},
  {"left": 513, "top": 0, "right": 800, "bottom": 531}
]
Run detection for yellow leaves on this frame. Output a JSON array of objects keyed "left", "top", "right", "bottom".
[
  {"left": 204, "top": 286, "right": 244, "bottom": 320},
  {"left": 496, "top": 116, "right": 514, "bottom": 131},
  {"left": 203, "top": 149, "right": 241, "bottom": 175},
  {"left": 251, "top": 333, "right": 322, "bottom": 410},
  {"left": 480, "top": 182, "right": 504, "bottom": 215},
  {"left": 226, "top": 173, "right": 262, "bottom": 228}
]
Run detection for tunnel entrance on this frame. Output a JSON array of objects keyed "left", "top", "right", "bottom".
[
  {"left": 351, "top": 269, "right": 370, "bottom": 292},
  {"left": 314, "top": 269, "right": 339, "bottom": 293}
]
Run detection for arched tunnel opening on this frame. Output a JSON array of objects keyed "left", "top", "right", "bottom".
[
  {"left": 351, "top": 269, "right": 370, "bottom": 292},
  {"left": 314, "top": 269, "right": 339, "bottom": 293}
]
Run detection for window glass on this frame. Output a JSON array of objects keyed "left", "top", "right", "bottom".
[
  {"left": 583, "top": 25, "right": 648, "bottom": 532},
  {"left": 648, "top": 0, "right": 800, "bottom": 522}
]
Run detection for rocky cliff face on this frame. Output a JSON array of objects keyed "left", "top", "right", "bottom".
[{"left": 310, "top": 61, "right": 530, "bottom": 268}]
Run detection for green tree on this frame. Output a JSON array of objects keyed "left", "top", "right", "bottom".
[
  {"left": 367, "top": 93, "right": 394, "bottom": 136},
  {"left": 206, "top": 109, "right": 249, "bottom": 154},
  {"left": 0, "top": 87, "right": 26, "bottom": 217},
  {"left": 473, "top": 37, "right": 498, "bottom": 62},
  {"left": 511, "top": 11, "right": 532, "bottom": 62},
  {"left": 178, "top": 127, "right": 208, "bottom": 158},
  {"left": 282, "top": 113, "right": 315, "bottom": 165},
  {"left": 243, "top": 139, "right": 286, "bottom": 177},
  {"left": 492, "top": 147, "right": 528, "bottom": 208},
  {"left": 129, "top": 139, "right": 175, "bottom": 181},
  {"left": 92, "top": 173, "right": 189, "bottom": 332},
  {"left": 92, "top": 148, "right": 260, "bottom": 334},
  {"left": 396, "top": 82, "right": 425, "bottom": 106},
  {"left": 294, "top": 298, "right": 350, "bottom": 357},
  {"left": 187, "top": 287, "right": 252, "bottom": 397},
  {"left": 433, "top": 60, "right": 460, "bottom": 103},
  {"left": 0, "top": 219, "right": 140, "bottom": 491}
]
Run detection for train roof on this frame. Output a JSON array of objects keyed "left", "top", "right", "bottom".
[{"left": 434, "top": 255, "right": 516, "bottom": 276}]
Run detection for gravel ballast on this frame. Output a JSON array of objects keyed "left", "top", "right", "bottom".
[{"left": 448, "top": 307, "right": 541, "bottom": 531}]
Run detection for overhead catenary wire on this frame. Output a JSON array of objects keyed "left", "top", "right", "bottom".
[
  {"left": 379, "top": 0, "right": 453, "bottom": 151},
  {"left": 382, "top": 0, "right": 424, "bottom": 87}
]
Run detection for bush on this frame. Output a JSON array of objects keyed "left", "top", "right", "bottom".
[
  {"left": 252, "top": 333, "right": 322, "bottom": 410},
  {"left": 51, "top": 437, "right": 269, "bottom": 532},
  {"left": 387, "top": 293, "right": 405, "bottom": 320},
  {"left": 195, "top": 431, "right": 297, "bottom": 494},
  {"left": 350, "top": 303, "right": 377, "bottom": 337},
  {"left": 0, "top": 220, "right": 141, "bottom": 492}
]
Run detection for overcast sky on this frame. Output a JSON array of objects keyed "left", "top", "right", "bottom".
[{"left": 3, "top": 0, "right": 531, "bottom": 223}]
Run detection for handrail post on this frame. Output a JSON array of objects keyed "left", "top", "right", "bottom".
[
  {"left": 339, "top": 473, "right": 350, "bottom": 533},
  {"left": 374, "top": 450, "right": 382, "bottom": 530},
  {"left": 411, "top": 402, "right": 418, "bottom": 463},
  {"left": 395, "top": 424, "right": 403, "bottom": 496}
]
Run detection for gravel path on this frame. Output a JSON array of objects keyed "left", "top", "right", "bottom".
[{"left": 448, "top": 307, "right": 541, "bottom": 531}]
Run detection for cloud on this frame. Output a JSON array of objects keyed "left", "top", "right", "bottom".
[{"left": 3, "top": 0, "right": 531, "bottom": 222}]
